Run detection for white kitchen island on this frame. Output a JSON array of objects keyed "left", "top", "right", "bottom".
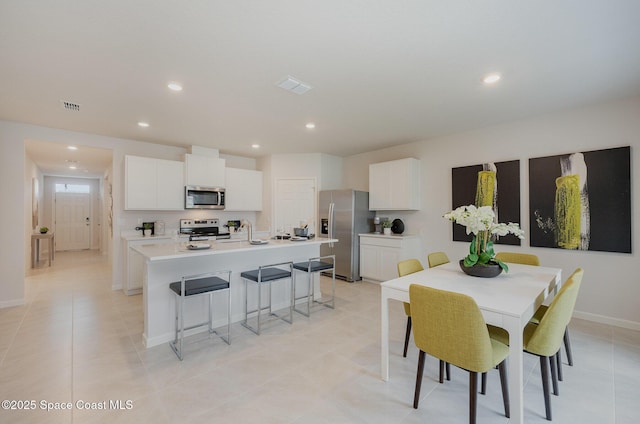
[{"left": 132, "top": 237, "right": 338, "bottom": 348}]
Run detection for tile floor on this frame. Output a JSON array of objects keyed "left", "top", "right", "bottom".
[{"left": 1, "top": 250, "right": 639, "bottom": 423}]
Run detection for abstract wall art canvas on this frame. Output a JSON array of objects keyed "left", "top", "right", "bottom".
[
  {"left": 529, "top": 146, "right": 631, "bottom": 253},
  {"left": 451, "top": 160, "right": 521, "bottom": 245}
]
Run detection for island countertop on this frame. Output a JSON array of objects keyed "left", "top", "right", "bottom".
[{"left": 131, "top": 237, "right": 338, "bottom": 261}]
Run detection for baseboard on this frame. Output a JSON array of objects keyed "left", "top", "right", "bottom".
[
  {"left": 573, "top": 310, "right": 640, "bottom": 331},
  {"left": 0, "top": 298, "right": 25, "bottom": 309}
]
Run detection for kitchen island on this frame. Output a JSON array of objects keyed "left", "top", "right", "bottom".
[{"left": 131, "top": 237, "right": 338, "bottom": 348}]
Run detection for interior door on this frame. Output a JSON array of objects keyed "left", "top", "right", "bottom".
[
  {"left": 275, "top": 179, "right": 316, "bottom": 236},
  {"left": 55, "top": 192, "right": 91, "bottom": 250}
]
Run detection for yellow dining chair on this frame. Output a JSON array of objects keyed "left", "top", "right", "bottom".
[
  {"left": 427, "top": 251, "right": 450, "bottom": 268},
  {"left": 489, "top": 268, "right": 584, "bottom": 421},
  {"left": 494, "top": 251, "right": 540, "bottom": 266},
  {"left": 410, "top": 284, "right": 510, "bottom": 424},
  {"left": 397, "top": 259, "right": 424, "bottom": 358},
  {"left": 398, "top": 254, "right": 450, "bottom": 358},
  {"left": 495, "top": 252, "right": 573, "bottom": 375}
]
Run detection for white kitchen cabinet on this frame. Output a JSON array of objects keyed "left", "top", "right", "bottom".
[
  {"left": 369, "top": 158, "right": 421, "bottom": 210},
  {"left": 359, "top": 234, "right": 421, "bottom": 282},
  {"left": 185, "top": 154, "right": 226, "bottom": 187},
  {"left": 125, "top": 155, "right": 184, "bottom": 210},
  {"left": 224, "top": 168, "right": 263, "bottom": 211},
  {"left": 122, "top": 235, "right": 174, "bottom": 295}
]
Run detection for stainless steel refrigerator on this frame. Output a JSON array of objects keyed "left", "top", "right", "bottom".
[{"left": 319, "top": 190, "right": 374, "bottom": 281}]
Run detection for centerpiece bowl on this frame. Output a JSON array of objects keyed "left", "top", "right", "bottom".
[{"left": 459, "top": 260, "right": 503, "bottom": 278}]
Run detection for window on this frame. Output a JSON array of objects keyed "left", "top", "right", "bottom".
[{"left": 55, "top": 184, "right": 90, "bottom": 194}]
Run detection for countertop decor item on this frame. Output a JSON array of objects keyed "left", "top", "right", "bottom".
[
  {"left": 458, "top": 259, "right": 503, "bottom": 278},
  {"left": 39, "top": 227, "right": 49, "bottom": 234},
  {"left": 444, "top": 205, "right": 524, "bottom": 275},
  {"left": 382, "top": 220, "right": 392, "bottom": 235},
  {"left": 391, "top": 219, "right": 404, "bottom": 234}
]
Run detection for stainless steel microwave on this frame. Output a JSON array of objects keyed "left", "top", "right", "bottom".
[{"left": 185, "top": 186, "right": 225, "bottom": 209}]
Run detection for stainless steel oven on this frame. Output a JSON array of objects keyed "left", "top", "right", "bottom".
[{"left": 185, "top": 186, "right": 225, "bottom": 209}]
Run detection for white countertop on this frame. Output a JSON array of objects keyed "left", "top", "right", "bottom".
[
  {"left": 131, "top": 237, "right": 338, "bottom": 261},
  {"left": 121, "top": 233, "right": 175, "bottom": 241},
  {"left": 358, "top": 233, "right": 418, "bottom": 239}
]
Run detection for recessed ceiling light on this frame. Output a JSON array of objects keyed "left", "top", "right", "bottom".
[
  {"left": 483, "top": 73, "right": 502, "bottom": 85},
  {"left": 68, "top": 165, "right": 77, "bottom": 170},
  {"left": 251, "top": 144, "right": 260, "bottom": 149},
  {"left": 138, "top": 121, "right": 150, "bottom": 128},
  {"left": 305, "top": 123, "right": 316, "bottom": 129},
  {"left": 167, "top": 82, "right": 183, "bottom": 92},
  {"left": 67, "top": 145, "right": 78, "bottom": 150}
]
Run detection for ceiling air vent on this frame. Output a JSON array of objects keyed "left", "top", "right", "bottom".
[
  {"left": 276, "top": 76, "right": 312, "bottom": 95},
  {"left": 60, "top": 100, "right": 81, "bottom": 112}
]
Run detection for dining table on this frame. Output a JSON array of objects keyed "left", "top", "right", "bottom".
[{"left": 380, "top": 261, "right": 562, "bottom": 424}]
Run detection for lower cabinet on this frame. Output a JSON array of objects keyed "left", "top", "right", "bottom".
[
  {"left": 122, "top": 236, "right": 174, "bottom": 295},
  {"left": 359, "top": 234, "right": 421, "bottom": 282}
]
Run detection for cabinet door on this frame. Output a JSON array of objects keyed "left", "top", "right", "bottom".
[
  {"left": 369, "top": 158, "right": 420, "bottom": 211},
  {"left": 125, "top": 156, "right": 157, "bottom": 210},
  {"left": 225, "top": 168, "right": 263, "bottom": 211},
  {"left": 156, "top": 159, "right": 184, "bottom": 210},
  {"left": 128, "top": 249, "right": 144, "bottom": 293},
  {"left": 379, "top": 247, "right": 401, "bottom": 281},
  {"left": 185, "top": 154, "right": 226, "bottom": 187},
  {"left": 359, "top": 244, "right": 379, "bottom": 280},
  {"left": 369, "top": 161, "right": 391, "bottom": 210}
]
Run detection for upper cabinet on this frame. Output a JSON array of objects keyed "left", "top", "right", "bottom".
[
  {"left": 125, "top": 155, "right": 184, "bottom": 210},
  {"left": 224, "top": 168, "right": 263, "bottom": 211},
  {"left": 369, "top": 158, "right": 421, "bottom": 211},
  {"left": 185, "top": 154, "right": 225, "bottom": 187}
]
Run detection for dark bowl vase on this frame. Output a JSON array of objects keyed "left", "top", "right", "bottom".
[{"left": 459, "top": 259, "right": 503, "bottom": 278}]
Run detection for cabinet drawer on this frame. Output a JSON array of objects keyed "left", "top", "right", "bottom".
[{"left": 359, "top": 236, "right": 403, "bottom": 248}]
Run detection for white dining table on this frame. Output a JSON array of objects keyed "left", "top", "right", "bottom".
[{"left": 380, "top": 261, "right": 562, "bottom": 424}]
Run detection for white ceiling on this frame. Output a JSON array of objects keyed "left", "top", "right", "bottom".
[{"left": 4, "top": 1, "right": 640, "bottom": 176}]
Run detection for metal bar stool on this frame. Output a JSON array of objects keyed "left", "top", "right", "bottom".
[
  {"left": 241, "top": 261, "right": 294, "bottom": 335},
  {"left": 292, "top": 255, "right": 335, "bottom": 317},
  {"left": 169, "top": 270, "right": 231, "bottom": 361}
]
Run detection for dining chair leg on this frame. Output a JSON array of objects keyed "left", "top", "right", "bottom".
[
  {"left": 480, "top": 372, "right": 487, "bottom": 394},
  {"left": 403, "top": 317, "right": 412, "bottom": 358},
  {"left": 556, "top": 350, "right": 563, "bottom": 382},
  {"left": 540, "top": 356, "right": 552, "bottom": 420},
  {"left": 414, "top": 350, "right": 426, "bottom": 409},
  {"left": 498, "top": 360, "right": 510, "bottom": 418},
  {"left": 469, "top": 372, "right": 478, "bottom": 424},
  {"left": 550, "top": 355, "right": 559, "bottom": 396},
  {"left": 564, "top": 327, "right": 574, "bottom": 366},
  {"left": 439, "top": 360, "right": 445, "bottom": 383},
  {"left": 446, "top": 362, "right": 451, "bottom": 381}
]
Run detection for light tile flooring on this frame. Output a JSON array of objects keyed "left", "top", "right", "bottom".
[{"left": 1, "top": 250, "right": 639, "bottom": 423}]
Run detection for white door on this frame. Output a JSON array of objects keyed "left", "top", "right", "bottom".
[
  {"left": 55, "top": 192, "right": 91, "bottom": 250},
  {"left": 275, "top": 179, "right": 316, "bottom": 236}
]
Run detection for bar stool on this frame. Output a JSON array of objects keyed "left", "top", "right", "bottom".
[
  {"left": 292, "top": 255, "right": 335, "bottom": 317},
  {"left": 169, "top": 270, "right": 231, "bottom": 361},
  {"left": 241, "top": 261, "right": 294, "bottom": 335}
]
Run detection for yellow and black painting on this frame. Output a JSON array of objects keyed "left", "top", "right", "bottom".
[
  {"left": 451, "top": 160, "right": 521, "bottom": 245},
  {"left": 529, "top": 146, "right": 631, "bottom": 253}
]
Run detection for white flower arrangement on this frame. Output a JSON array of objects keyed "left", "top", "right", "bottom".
[{"left": 444, "top": 205, "right": 525, "bottom": 271}]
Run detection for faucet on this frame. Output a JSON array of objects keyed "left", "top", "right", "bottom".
[{"left": 241, "top": 220, "right": 253, "bottom": 241}]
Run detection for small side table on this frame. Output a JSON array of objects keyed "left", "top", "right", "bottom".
[{"left": 31, "top": 233, "right": 55, "bottom": 268}]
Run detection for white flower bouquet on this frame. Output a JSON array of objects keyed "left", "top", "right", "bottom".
[{"left": 444, "top": 205, "right": 525, "bottom": 272}]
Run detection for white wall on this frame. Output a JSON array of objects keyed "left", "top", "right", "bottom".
[{"left": 344, "top": 96, "right": 640, "bottom": 328}]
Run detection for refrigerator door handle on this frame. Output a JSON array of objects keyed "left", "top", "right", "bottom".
[{"left": 328, "top": 202, "right": 335, "bottom": 247}]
